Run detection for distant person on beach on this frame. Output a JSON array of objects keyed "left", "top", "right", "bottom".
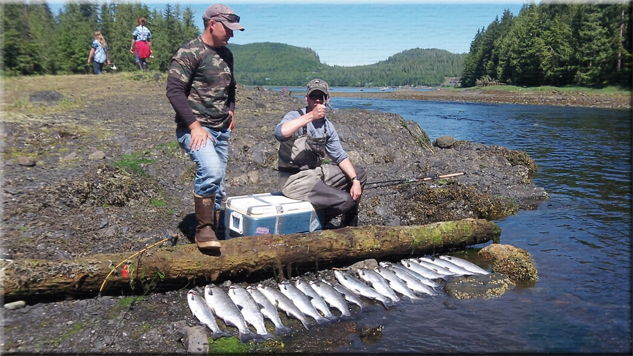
[
  {"left": 87, "top": 31, "right": 110, "bottom": 75},
  {"left": 275, "top": 79, "right": 367, "bottom": 228},
  {"left": 131, "top": 17, "right": 152, "bottom": 71},
  {"left": 166, "top": 3, "right": 244, "bottom": 250}
]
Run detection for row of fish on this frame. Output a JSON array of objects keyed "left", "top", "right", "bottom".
[{"left": 187, "top": 255, "right": 490, "bottom": 342}]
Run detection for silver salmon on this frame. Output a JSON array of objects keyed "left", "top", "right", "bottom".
[
  {"left": 295, "top": 278, "right": 337, "bottom": 321},
  {"left": 399, "top": 259, "right": 446, "bottom": 280},
  {"left": 247, "top": 285, "right": 293, "bottom": 335},
  {"left": 382, "top": 261, "right": 440, "bottom": 288},
  {"left": 332, "top": 281, "right": 364, "bottom": 311},
  {"left": 406, "top": 258, "right": 455, "bottom": 276},
  {"left": 379, "top": 262, "right": 438, "bottom": 296},
  {"left": 310, "top": 279, "right": 352, "bottom": 317},
  {"left": 228, "top": 285, "right": 275, "bottom": 340},
  {"left": 374, "top": 266, "right": 419, "bottom": 300},
  {"left": 418, "top": 256, "right": 472, "bottom": 275},
  {"left": 186, "top": 289, "right": 230, "bottom": 339},
  {"left": 258, "top": 284, "right": 311, "bottom": 330},
  {"left": 204, "top": 284, "right": 257, "bottom": 343},
  {"left": 334, "top": 270, "right": 394, "bottom": 309},
  {"left": 357, "top": 268, "right": 400, "bottom": 303},
  {"left": 279, "top": 280, "right": 329, "bottom": 325},
  {"left": 439, "top": 255, "right": 490, "bottom": 275}
]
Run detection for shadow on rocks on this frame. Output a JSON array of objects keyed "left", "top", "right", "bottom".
[{"left": 177, "top": 213, "right": 197, "bottom": 243}]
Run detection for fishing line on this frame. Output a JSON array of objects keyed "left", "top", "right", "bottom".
[{"left": 98, "top": 236, "right": 175, "bottom": 296}]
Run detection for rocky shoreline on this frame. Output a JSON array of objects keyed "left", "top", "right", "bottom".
[
  {"left": 0, "top": 73, "right": 610, "bottom": 353},
  {"left": 332, "top": 87, "right": 631, "bottom": 109}
]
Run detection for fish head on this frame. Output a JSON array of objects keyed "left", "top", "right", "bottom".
[
  {"left": 379, "top": 261, "right": 392, "bottom": 268},
  {"left": 204, "top": 284, "right": 216, "bottom": 296},
  {"left": 279, "top": 280, "right": 291, "bottom": 289}
]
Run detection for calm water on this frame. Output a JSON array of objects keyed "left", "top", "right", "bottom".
[{"left": 314, "top": 96, "right": 631, "bottom": 353}]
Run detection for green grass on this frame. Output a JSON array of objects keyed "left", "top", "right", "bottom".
[
  {"left": 157, "top": 140, "right": 180, "bottom": 150},
  {"left": 119, "top": 296, "right": 144, "bottom": 308},
  {"left": 209, "top": 337, "right": 252, "bottom": 353},
  {"left": 112, "top": 153, "right": 156, "bottom": 175}
]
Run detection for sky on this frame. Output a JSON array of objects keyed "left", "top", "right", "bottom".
[{"left": 46, "top": 1, "right": 527, "bottom": 67}]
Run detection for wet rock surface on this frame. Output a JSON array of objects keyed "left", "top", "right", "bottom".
[
  {"left": 1, "top": 74, "right": 556, "bottom": 353},
  {"left": 444, "top": 273, "right": 515, "bottom": 299}
]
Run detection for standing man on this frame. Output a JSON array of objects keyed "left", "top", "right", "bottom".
[
  {"left": 275, "top": 79, "right": 367, "bottom": 228},
  {"left": 166, "top": 4, "right": 244, "bottom": 250}
]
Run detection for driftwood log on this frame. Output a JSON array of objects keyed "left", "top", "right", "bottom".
[{"left": 2, "top": 219, "right": 500, "bottom": 302}]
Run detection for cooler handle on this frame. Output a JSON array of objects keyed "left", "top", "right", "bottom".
[{"left": 229, "top": 211, "right": 243, "bottom": 235}]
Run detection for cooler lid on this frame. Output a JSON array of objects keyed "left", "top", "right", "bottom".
[{"left": 226, "top": 193, "right": 315, "bottom": 217}]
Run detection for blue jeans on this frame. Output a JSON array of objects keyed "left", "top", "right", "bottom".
[
  {"left": 94, "top": 61, "right": 104, "bottom": 75},
  {"left": 177, "top": 127, "right": 231, "bottom": 210}
]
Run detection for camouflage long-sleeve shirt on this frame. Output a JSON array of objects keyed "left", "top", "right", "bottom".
[{"left": 166, "top": 36, "right": 236, "bottom": 131}]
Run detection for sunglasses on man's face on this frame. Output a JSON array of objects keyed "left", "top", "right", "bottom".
[
  {"left": 308, "top": 94, "right": 326, "bottom": 101},
  {"left": 218, "top": 13, "right": 240, "bottom": 23}
]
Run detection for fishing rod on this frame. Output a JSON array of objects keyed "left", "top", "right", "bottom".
[
  {"left": 365, "top": 172, "right": 465, "bottom": 189},
  {"left": 98, "top": 235, "right": 177, "bottom": 297}
]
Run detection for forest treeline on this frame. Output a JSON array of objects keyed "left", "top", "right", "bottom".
[
  {"left": 461, "top": 2, "right": 631, "bottom": 88},
  {"left": 2, "top": 1, "right": 631, "bottom": 88},
  {"left": 2, "top": 1, "right": 199, "bottom": 75}
]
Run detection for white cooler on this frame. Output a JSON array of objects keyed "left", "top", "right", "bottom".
[{"left": 224, "top": 193, "right": 322, "bottom": 238}]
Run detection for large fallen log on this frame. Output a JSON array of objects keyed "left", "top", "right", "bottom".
[{"left": 2, "top": 219, "right": 500, "bottom": 302}]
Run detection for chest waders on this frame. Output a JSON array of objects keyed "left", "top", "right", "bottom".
[
  {"left": 278, "top": 111, "right": 329, "bottom": 174},
  {"left": 277, "top": 113, "right": 367, "bottom": 228}
]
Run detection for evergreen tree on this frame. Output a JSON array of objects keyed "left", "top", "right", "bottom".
[
  {"left": 55, "top": 2, "right": 99, "bottom": 74},
  {"left": 1, "top": 2, "right": 57, "bottom": 75}
]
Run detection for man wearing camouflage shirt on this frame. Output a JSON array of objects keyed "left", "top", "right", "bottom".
[{"left": 166, "top": 4, "right": 244, "bottom": 250}]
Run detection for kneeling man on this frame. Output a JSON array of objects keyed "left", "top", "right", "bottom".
[{"left": 274, "top": 79, "right": 367, "bottom": 228}]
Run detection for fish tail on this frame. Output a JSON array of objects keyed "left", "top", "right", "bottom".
[
  {"left": 212, "top": 330, "right": 231, "bottom": 340},
  {"left": 260, "top": 331, "right": 276, "bottom": 340},
  {"left": 300, "top": 318, "right": 311, "bottom": 330},
  {"left": 238, "top": 331, "right": 256, "bottom": 343},
  {"left": 276, "top": 325, "right": 293, "bottom": 335}
]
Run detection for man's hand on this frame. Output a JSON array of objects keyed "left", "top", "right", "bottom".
[
  {"left": 189, "top": 122, "right": 213, "bottom": 151},
  {"left": 310, "top": 104, "right": 326, "bottom": 121},
  {"left": 350, "top": 180, "right": 362, "bottom": 201},
  {"left": 228, "top": 111, "right": 235, "bottom": 131}
]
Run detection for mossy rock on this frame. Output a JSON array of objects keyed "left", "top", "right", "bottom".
[{"left": 478, "top": 244, "right": 538, "bottom": 282}]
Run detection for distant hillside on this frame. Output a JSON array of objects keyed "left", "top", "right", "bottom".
[
  {"left": 228, "top": 43, "right": 466, "bottom": 87},
  {"left": 228, "top": 42, "right": 324, "bottom": 85}
]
